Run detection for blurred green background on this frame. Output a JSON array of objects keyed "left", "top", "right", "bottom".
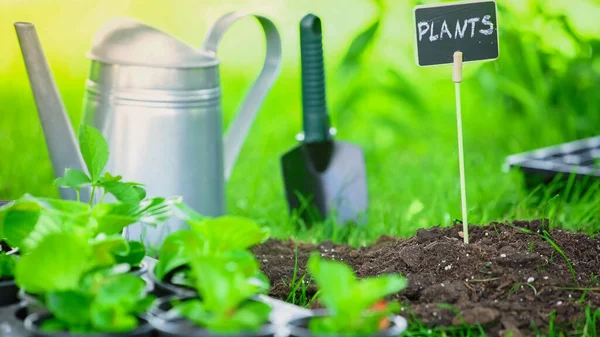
[{"left": 1, "top": 0, "right": 599, "bottom": 244}]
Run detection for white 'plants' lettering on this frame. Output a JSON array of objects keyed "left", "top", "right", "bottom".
[
  {"left": 440, "top": 20, "right": 452, "bottom": 40},
  {"left": 466, "top": 17, "right": 481, "bottom": 37},
  {"left": 479, "top": 15, "right": 494, "bottom": 35},
  {"left": 429, "top": 21, "right": 439, "bottom": 41},
  {"left": 418, "top": 21, "right": 429, "bottom": 41},
  {"left": 418, "top": 15, "right": 494, "bottom": 42},
  {"left": 455, "top": 19, "right": 468, "bottom": 39}
]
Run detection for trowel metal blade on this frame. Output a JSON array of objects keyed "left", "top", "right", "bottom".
[{"left": 281, "top": 140, "right": 368, "bottom": 226}]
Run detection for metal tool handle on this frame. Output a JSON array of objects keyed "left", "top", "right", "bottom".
[
  {"left": 202, "top": 12, "right": 282, "bottom": 181},
  {"left": 299, "top": 14, "right": 332, "bottom": 144}
]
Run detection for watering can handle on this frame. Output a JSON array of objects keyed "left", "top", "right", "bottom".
[{"left": 202, "top": 12, "right": 282, "bottom": 182}]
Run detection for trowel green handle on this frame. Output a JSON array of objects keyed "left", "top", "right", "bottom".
[{"left": 300, "top": 14, "right": 332, "bottom": 144}]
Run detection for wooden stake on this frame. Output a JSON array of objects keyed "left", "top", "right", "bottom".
[{"left": 453, "top": 51, "right": 469, "bottom": 244}]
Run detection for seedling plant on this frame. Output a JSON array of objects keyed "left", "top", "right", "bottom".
[
  {"left": 305, "top": 253, "right": 408, "bottom": 335},
  {"left": 0, "top": 125, "right": 196, "bottom": 333},
  {"left": 154, "top": 216, "right": 273, "bottom": 334}
]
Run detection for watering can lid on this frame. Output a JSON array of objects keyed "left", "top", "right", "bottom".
[{"left": 87, "top": 17, "right": 218, "bottom": 68}]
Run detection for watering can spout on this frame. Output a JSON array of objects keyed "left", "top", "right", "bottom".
[{"left": 14, "top": 22, "right": 89, "bottom": 202}]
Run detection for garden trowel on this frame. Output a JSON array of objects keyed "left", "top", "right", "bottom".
[{"left": 280, "top": 14, "right": 368, "bottom": 226}]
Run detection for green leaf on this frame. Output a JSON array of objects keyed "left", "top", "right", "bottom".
[
  {"left": 89, "top": 273, "right": 149, "bottom": 333},
  {"left": 177, "top": 253, "right": 271, "bottom": 333},
  {"left": 132, "top": 186, "right": 147, "bottom": 201},
  {"left": 339, "top": 19, "right": 381, "bottom": 73},
  {"left": 15, "top": 232, "right": 92, "bottom": 294},
  {"left": 89, "top": 234, "right": 130, "bottom": 268},
  {"left": 100, "top": 172, "right": 122, "bottom": 183},
  {"left": 306, "top": 253, "right": 406, "bottom": 334},
  {"left": 189, "top": 251, "right": 270, "bottom": 313},
  {"left": 355, "top": 275, "right": 407, "bottom": 308},
  {"left": 135, "top": 197, "right": 180, "bottom": 224},
  {"left": 90, "top": 305, "right": 138, "bottom": 333},
  {"left": 100, "top": 181, "right": 143, "bottom": 204},
  {"left": 176, "top": 299, "right": 271, "bottom": 333},
  {"left": 54, "top": 168, "right": 92, "bottom": 190},
  {"left": 225, "top": 301, "right": 272, "bottom": 332},
  {"left": 133, "top": 295, "right": 156, "bottom": 315},
  {"left": 11, "top": 196, "right": 92, "bottom": 253},
  {"left": 91, "top": 197, "right": 178, "bottom": 235},
  {"left": 188, "top": 216, "right": 270, "bottom": 253},
  {"left": 154, "top": 230, "right": 201, "bottom": 280},
  {"left": 46, "top": 290, "right": 93, "bottom": 326},
  {"left": 78, "top": 124, "right": 109, "bottom": 182},
  {"left": 172, "top": 201, "right": 204, "bottom": 222},
  {"left": 95, "top": 274, "right": 146, "bottom": 310},
  {"left": 91, "top": 204, "right": 138, "bottom": 235},
  {"left": 306, "top": 253, "right": 356, "bottom": 313},
  {"left": 40, "top": 318, "right": 69, "bottom": 333},
  {"left": 0, "top": 252, "right": 16, "bottom": 278},
  {"left": 0, "top": 199, "right": 41, "bottom": 249},
  {"left": 114, "top": 241, "right": 146, "bottom": 267},
  {"left": 174, "top": 300, "right": 210, "bottom": 325}
]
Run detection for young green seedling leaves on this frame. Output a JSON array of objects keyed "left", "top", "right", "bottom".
[
  {"left": 91, "top": 273, "right": 153, "bottom": 333},
  {"left": 91, "top": 197, "right": 179, "bottom": 235},
  {"left": 54, "top": 168, "right": 92, "bottom": 191},
  {"left": 40, "top": 271, "right": 154, "bottom": 334},
  {"left": 153, "top": 230, "right": 201, "bottom": 281},
  {"left": 78, "top": 124, "right": 109, "bottom": 182},
  {"left": 89, "top": 234, "right": 130, "bottom": 268},
  {"left": 188, "top": 216, "right": 270, "bottom": 253},
  {"left": 174, "top": 250, "right": 271, "bottom": 333},
  {"left": 113, "top": 240, "right": 146, "bottom": 267},
  {"left": 154, "top": 216, "right": 270, "bottom": 282},
  {"left": 98, "top": 174, "right": 147, "bottom": 204},
  {"left": 306, "top": 253, "right": 407, "bottom": 335},
  {"left": 46, "top": 290, "right": 93, "bottom": 328},
  {"left": 5, "top": 196, "right": 92, "bottom": 253},
  {"left": 0, "top": 199, "right": 41, "bottom": 249},
  {"left": 15, "top": 232, "right": 92, "bottom": 294},
  {"left": 99, "top": 182, "right": 144, "bottom": 204}
]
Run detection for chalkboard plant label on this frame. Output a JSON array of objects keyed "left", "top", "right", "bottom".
[{"left": 413, "top": 0, "right": 499, "bottom": 67}]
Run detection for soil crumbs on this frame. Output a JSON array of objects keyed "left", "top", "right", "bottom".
[{"left": 252, "top": 220, "right": 600, "bottom": 337}]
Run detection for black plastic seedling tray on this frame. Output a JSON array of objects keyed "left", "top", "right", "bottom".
[
  {"left": 0, "top": 257, "right": 311, "bottom": 337},
  {"left": 504, "top": 136, "right": 600, "bottom": 188}
]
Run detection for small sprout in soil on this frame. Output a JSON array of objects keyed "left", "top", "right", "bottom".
[
  {"left": 284, "top": 242, "right": 317, "bottom": 307},
  {"left": 509, "top": 282, "right": 537, "bottom": 296},
  {"left": 508, "top": 223, "right": 577, "bottom": 285}
]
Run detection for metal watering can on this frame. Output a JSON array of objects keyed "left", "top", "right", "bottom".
[{"left": 14, "top": 12, "right": 282, "bottom": 250}]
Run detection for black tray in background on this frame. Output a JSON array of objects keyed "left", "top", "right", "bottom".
[{"left": 504, "top": 136, "right": 600, "bottom": 188}]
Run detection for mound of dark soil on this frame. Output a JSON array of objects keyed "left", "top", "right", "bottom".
[{"left": 252, "top": 219, "right": 600, "bottom": 337}]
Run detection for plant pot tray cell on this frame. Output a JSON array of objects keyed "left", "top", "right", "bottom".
[{"left": 504, "top": 136, "right": 600, "bottom": 187}]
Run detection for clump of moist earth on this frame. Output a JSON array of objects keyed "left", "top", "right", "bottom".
[{"left": 252, "top": 219, "right": 600, "bottom": 337}]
